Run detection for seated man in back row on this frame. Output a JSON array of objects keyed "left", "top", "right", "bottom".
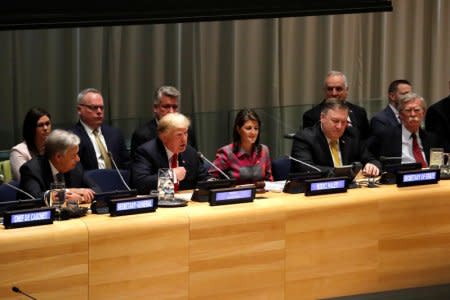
[
  {"left": 19, "top": 129, "right": 99, "bottom": 201},
  {"left": 131, "top": 112, "right": 209, "bottom": 194},
  {"left": 291, "top": 98, "right": 380, "bottom": 176}
]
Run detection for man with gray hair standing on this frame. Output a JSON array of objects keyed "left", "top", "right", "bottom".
[
  {"left": 369, "top": 92, "right": 442, "bottom": 166},
  {"left": 19, "top": 129, "right": 99, "bottom": 201},
  {"left": 130, "top": 85, "right": 197, "bottom": 157}
]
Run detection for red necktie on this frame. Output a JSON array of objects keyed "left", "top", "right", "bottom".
[
  {"left": 411, "top": 133, "right": 427, "bottom": 168},
  {"left": 171, "top": 154, "right": 179, "bottom": 192}
]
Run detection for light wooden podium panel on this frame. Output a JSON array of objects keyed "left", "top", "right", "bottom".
[{"left": 0, "top": 219, "right": 88, "bottom": 300}]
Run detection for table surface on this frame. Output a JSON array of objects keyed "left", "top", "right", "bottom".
[{"left": 1, "top": 180, "right": 450, "bottom": 300}]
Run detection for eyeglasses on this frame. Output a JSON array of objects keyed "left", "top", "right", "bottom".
[
  {"left": 160, "top": 104, "right": 178, "bottom": 110},
  {"left": 37, "top": 121, "right": 51, "bottom": 128},
  {"left": 402, "top": 108, "right": 423, "bottom": 114},
  {"left": 326, "top": 86, "right": 345, "bottom": 92},
  {"left": 80, "top": 104, "right": 104, "bottom": 111}
]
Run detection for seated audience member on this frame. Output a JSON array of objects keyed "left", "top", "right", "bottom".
[
  {"left": 425, "top": 80, "right": 450, "bottom": 152},
  {"left": 211, "top": 109, "right": 273, "bottom": 184},
  {"left": 19, "top": 129, "right": 99, "bottom": 201},
  {"left": 10, "top": 107, "right": 52, "bottom": 181},
  {"left": 130, "top": 85, "right": 197, "bottom": 157},
  {"left": 71, "top": 88, "right": 130, "bottom": 171},
  {"left": 369, "top": 92, "right": 441, "bottom": 167},
  {"left": 131, "top": 112, "right": 208, "bottom": 194},
  {"left": 368, "top": 79, "right": 412, "bottom": 149},
  {"left": 291, "top": 99, "right": 380, "bottom": 176},
  {"left": 302, "top": 70, "right": 370, "bottom": 139}
]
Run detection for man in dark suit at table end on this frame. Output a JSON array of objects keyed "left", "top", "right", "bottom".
[
  {"left": 131, "top": 112, "right": 208, "bottom": 194},
  {"left": 19, "top": 129, "right": 99, "bottom": 201},
  {"left": 291, "top": 99, "right": 380, "bottom": 176},
  {"left": 71, "top": 88, "right": 130, "bottom": 171},
  {"left": 302, "top": 70, "right": 370, "bottom": 139}
]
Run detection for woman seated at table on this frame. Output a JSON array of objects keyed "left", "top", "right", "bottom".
[
  {"left": 10, "top": 107, "right": 52, "bottom": 181},
  {"left": 211, "top": 108, "right": 273, "bottom": 184}
]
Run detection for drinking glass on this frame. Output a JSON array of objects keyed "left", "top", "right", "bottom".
[
  {"left": 429, "top": 148, "right": 444, "bottom": 169},
  {"left": 49, "top": 182, "right": 66, "bottom": 216},
  {"left": 157, "top": 168, "right": 175, "bottom": 201}
]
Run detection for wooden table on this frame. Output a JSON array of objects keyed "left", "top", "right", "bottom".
[{"left": 1, "top": 181, "right": 450, "bottom": 299}]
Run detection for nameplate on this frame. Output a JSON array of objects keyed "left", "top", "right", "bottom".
[
  {"left": 396, "top": 169, "right": 440, "bottom": 187},
  {"left": 209, "top": 186, "right": 256, "bottom": 206},
  {"left": 304, "top": 177, "right": 348, "bottom": 196},
  {"left": 108, "top": 196, "right": 158, "bottom": 216},
  {"left": 3, "top": 207, "right": 55, "bottom": 229}
]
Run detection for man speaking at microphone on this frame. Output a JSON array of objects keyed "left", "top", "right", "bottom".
[
  {"left": 290, "top": 99, "right": 380, "bottom": 176},
  {"left": 131, "top": 112, "right": 209, "bottom": 194}
]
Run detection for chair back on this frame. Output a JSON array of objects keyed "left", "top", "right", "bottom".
[
  {"left": 84, "top": 169, "right": 130, "bottom": 192},
  {"left": 0, "top": 180, "right": 20, "bottom": 202},
  {"left": 271, "top": 157, "right": 291, "bottom": 181}
]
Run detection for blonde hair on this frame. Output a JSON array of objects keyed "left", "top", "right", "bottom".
[{"left": 157, "top": 112, "right": 190, "bottom": 134}]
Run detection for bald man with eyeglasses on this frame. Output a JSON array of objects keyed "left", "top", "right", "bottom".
[{"left": 301, "top": 71, "right": 370, "bottom": 139}]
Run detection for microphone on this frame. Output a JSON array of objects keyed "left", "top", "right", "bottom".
[
  {"left": 11, "top": 286, "right": 37, "bottom": 300},
  {"left": 380, "top": 156, "right": 402, "bottom": 161},
  {"left": 0, "top": 174, "right": 36, "bottom": 200},
  {"left": 197, "top": 152, "right": 231, "bottom": 180},
  {"left": 288, "top": 155, "right": 322, "bottom": 172},
  {"left": 107, "top": 152, "right": 131, "bottom": 191}
]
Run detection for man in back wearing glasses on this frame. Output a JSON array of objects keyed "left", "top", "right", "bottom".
[
  {"left": 301, "top": 70, "right": 370, "bottom": 139},
  {"left": 71, "top": 88, "right": 130, "bottom": 171},
  {"left": 130, "top": 85, "right": 197, "bottom": 157}
]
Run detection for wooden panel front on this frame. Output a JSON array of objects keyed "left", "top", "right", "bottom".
[
  {"left": 0, "top": 219, "right": 89, "bottom": 300},
  {"left": 85, "top": 208, "right": 190, "bottom": 300},
  {"left": 188, "top": 196, "right": 286, "bottom": 300}
]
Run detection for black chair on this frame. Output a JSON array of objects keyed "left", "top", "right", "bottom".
[
  {"left": 271, "top": 157, "right": 291, "bottom": 181},
  {"left": 0, "top": 180, "right": 20, "bottom": 202},
  {"left": 84, "top": 169, "right": 130, "bottom": 192}
]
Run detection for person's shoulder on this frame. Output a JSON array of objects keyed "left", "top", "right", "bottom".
[
  {"left": 346, "top": 101, "right": 367, "bottom": 113},
  {"left": 11, "top": 141, "right": 28, "bottom": 152}
]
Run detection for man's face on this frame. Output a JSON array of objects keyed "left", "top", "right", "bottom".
[
  {"left": 154, "top": 95, "right": 179, "bottom": 120},
  {"left": 55, "top": 145, "right": 80, "bottom": 173},
  {"left": 77, "top": 92, "right": 104, "bottom": 129},
  {"left": 320, "top": 108, "right": 349, "bottom": 141},
  {"left": 389, "top": 83, "right": 412, "bottom": 106},
  {"left": 399, "top": 98, "right": 425, "bottom": 133},
  {"left": 160, "top": 127, "right": 188, "bottom": 154},
  {"left": 324, "top": 75, "right": 348, "bottom": 101}
]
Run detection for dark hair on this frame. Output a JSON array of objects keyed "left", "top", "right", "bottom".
[
  {"left": 232, "top": 109, "right": 261, "bottom": 152},
  {"left": 321, "top": 98, "right": 349, "bottom": 114},
  {"left": 388, "top": 79, "right": 411, "bottom": 94},
  {"left": 22, "top": 107, "right": 51, "bottom": 155}
]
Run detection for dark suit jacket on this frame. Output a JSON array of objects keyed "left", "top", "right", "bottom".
[
  {"left": 290, "top": 123, "right": 380, "bottom": 175},
  {"left": 367, "top": 105, "right": 400, "bottom": 151},
  {"left": 302, "top": 100, "right": 370, "bottom": 139},
  {"left": 368, "top": 124, "right": 441, "bottom": 163},
  {"left": 130, "top": 118, "right": 197, "bottom": 157},
  {"left": 130, "top": 138, "right": 208, "bottom": 194},
  {"left": 71, "top": 121, "right": 130, "bottom": 171},
  {"left": 18, "top": 156, "right": 101, "bottom": 199},
  {"left": 425, "top": 95, "right": 450, "bottom": 152}
]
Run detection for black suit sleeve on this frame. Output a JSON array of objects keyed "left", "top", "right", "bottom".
[
  {"left": 130, "top": 146, "right": 159, "bottom": 194},
  {"left": 18, "top": 163, "right": 46, "bottom": 199}
]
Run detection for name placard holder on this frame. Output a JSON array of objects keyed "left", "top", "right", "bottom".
[
  {"left": 396, "top": 169, "right": 440, "bottom": 187},
  {"left": 209, "top": 186, "right": 256, "bottom": 206},
  {"left": 3, "top": 207, "right": 55, "bottom": 229},
  {"left": 304, "top": 177, "right": 348, "bottom": 196},
  {"left": 109, "top": 196, "right": 158, "bottom": 216}
]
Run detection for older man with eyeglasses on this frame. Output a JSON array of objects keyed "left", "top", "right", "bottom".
[
  {"left": 71, "top": 88, "right": 130, "bottom": 171},
  {"left": 301, "top": 70, "right": 370, "bottom": 139},
  {"left": 130, "top": 85, "right": 197, "bottom": 157}
]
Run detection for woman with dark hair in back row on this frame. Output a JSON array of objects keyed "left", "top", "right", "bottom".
[
  {"left": 10, "top": 107, "right": 52, "bottom": 181},
  {"left": 211, "top": 108, "right": 273, "bottom": 184}
]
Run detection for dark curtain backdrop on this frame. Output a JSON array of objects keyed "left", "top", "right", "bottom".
[{"left": 0, "top": 0, "right": 448, "bottom": 159}]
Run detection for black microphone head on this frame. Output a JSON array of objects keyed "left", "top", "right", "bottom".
[
  {"left": 12, "top": 286, "right": 20, "bottom": 292},
  {"left": 197, "top": 152, "right": 204, "bottom": 159}
]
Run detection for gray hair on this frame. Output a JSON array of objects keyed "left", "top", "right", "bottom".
[
  {"left": 77, "top": 88, "right": 101, "bottom": 104},
  {"left": 398, "top": 92, "right": 427, "bottom": 112},
  {"left": 157, "top": 112, "right": 190, "bottom": 134},
  {"left": 324, "top": 70, "right": 348, "bottom": 89},
  {"left": 154, "top": 86, "right": 181, "bottom": 105},
  {"left": 45, "top": 129, "right": 80, "bottom": 158}
]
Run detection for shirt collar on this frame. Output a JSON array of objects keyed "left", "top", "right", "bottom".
[{"left": 80, "top": 119, "right": 101, "bottom": 135}]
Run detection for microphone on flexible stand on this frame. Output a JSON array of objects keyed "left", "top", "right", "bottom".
[
  {"left": 197, "top": 152, "right": 231, "bottom": 180},
  {"left": 287, "top": 156, "right": 322, "bottom": 172},
  {"left": 0, "top": 174, "right": 36, "bottom": 200},
  {"left": 380, "top": 156, "right": 402, "bottom": 161},
  {"left": 107, "top": 152, "right": 131, "bottom": 191},
  {"left": 11, "top": 286, "right": 37, "bottom": 300}
]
